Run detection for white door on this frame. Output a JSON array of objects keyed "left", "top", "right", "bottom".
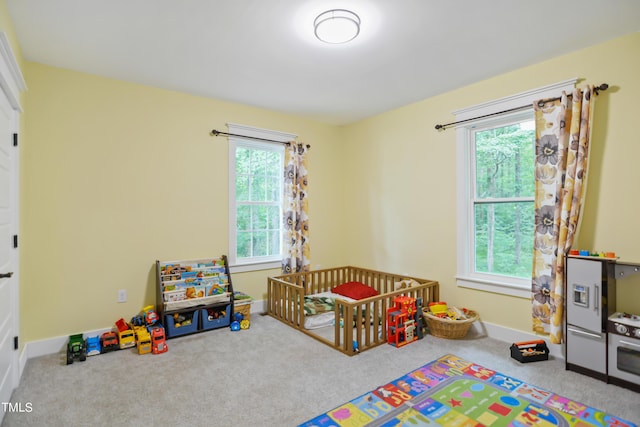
[{"left": 0, "top": 74, "right": 19, "bottom": 422}]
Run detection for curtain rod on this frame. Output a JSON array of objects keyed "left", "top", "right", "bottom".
[
  {"left": 434, "top": 83, "right": 609, "bottom": 131},
  {"left": 210, "top": 129, "right": 310, "bottom": 148}
]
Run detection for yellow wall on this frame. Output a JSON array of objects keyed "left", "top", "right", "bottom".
[
  {"left": 21, "top": 63, "right": 346, "bottom": 341},
  {"left": 10, "top": 0, "right": 640, "bottom": 345},
  {"left": 342, "top": 32, "right": 640, "bottom": 330}
]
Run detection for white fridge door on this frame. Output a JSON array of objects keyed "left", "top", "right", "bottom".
[{"left": 566, "top": 257, "right": 602, "bottom": 333}]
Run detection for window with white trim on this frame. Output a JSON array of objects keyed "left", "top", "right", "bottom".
[
  {"left": 456, "top": 79, "right": 577, "bottom": 297},
  {"left": 227, "top": 123, "right": 296, "bottom": 272}
]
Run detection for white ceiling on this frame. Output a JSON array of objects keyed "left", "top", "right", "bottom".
[{"left": 6, "top": 0, "right": 640, "bottom": 125}]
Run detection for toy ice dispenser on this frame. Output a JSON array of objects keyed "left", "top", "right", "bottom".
[{"left": 572, "top": 284, "right": 589, "bottom": 308}]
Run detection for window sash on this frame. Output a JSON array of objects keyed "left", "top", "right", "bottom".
[
  {"left": 455, "top": 79, "right": 577, "bottom": 298},
  {"left": 227, "top": 124, "right": 295, "bottom": 272}
]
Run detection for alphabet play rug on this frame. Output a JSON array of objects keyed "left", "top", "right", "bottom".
[{"left": 299, "top": 354, "right": 637, "bottom": 427}]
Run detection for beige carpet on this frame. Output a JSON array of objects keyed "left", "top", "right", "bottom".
[{"left": 2, "top": 314, "right": 639, "bottom": 426}]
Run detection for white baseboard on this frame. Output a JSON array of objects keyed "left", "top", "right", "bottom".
[
  {"left": 17, "top": 302, "right": 561, "bottom": 372},
  {"left": 18, "top": 302, "right": 267, "bottom": 366},
  {"left": 469, "top": 320, "right": 564, "bottom": 360}
]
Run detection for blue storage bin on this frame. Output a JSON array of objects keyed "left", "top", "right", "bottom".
[
  {"left": 164, "top": 310, "right": 199, "bottom": 338},
  {"left": 200, "top": 305, "right": 231, "bottom": 330}
]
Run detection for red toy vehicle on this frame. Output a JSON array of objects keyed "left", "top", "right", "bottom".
[
  {"left": 151, "top": 327, "right": 168, "bottom": 354},
  {"left": 100, "top": 331, "right": 119, "bottom": 353}
]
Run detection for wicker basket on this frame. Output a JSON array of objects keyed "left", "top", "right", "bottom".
[
  {"left": 423, "top": 309, "right": 478, "bottom": 339},
  {"left": 234, "top": 303, "right": 251, "bottom": 321}
]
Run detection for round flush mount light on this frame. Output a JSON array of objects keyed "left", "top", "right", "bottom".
[{"left": 314, "top": 9, "right": 361, "bottom": 44}]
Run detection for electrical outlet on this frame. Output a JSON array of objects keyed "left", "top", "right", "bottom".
[{"left": 117, "top": 289, "right": 127, "bottom": 303}]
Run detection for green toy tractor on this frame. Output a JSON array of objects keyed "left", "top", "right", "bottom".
[{"left": 66, "top": 333, "right": 87, "bottom": 364}]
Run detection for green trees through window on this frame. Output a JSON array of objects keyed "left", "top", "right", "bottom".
[
  {"left": 473, "top": 120, "right": 535, "bottom": 279},
  {"left": 235, "top": 145, "right": 283, "bottom": 260}
]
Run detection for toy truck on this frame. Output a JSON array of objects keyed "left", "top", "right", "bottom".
[
  {"left": 151, "top": 327, "right": 168, "bottom": 354},
  {"left": 66, "top": 334, "right": 87, "bottom": 364},
  {"left": 100, "top": 331, "right": 119, "bottom": 353},
  {"left": 118, "top": 327, "right": 136, "bottom": 350},
  {"left": 86, "top": 335, "right": 101, "bottom": 356},
  {"left": 136, "top": 328, "right": 152, "bottom": 355}
]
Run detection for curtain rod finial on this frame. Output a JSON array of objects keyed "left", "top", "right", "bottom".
[
  {"left": 595, "top": 83, "right": 609, "bottom": 95},
  {"left": 435, "top": 124, "right": 443, "bottom": 131}
]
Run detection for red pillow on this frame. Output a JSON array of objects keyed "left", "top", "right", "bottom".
[{"left": 332, "top": 281, "right": 379, "bottom": 300}]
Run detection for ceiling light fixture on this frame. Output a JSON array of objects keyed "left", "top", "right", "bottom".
[{"left": 314, "top": 9, "right": 360, "bottom": 44}]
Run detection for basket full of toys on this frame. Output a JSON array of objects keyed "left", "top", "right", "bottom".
[{"left": 422, "top": 301, "right": 478, "bottom": 339}]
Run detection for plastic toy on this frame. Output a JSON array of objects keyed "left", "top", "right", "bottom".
[
  {"left": 208, "top": 308, "right": 226, "bottom": 321},
  {"left": 66, "top": 334, "right": 87, "bottom": 364},
  {"left": 387, "top": 296, "right": 419, "bottom": 348},
  {"left": 115, "top": 318, "right": 129, "bottom": 332},
  {"left": 100, "top": 331, "right": 119, "bottom": 353},
  {"left": 118, "top": 327, "right": 136, "bottom": 350},
  {"left": 130, "top": 314, "right": 145, "bottom": 327},
  {"left": 142, "top": 305, "right": 159, "bottom": 326},
  {"left": 151, "top": 327, "right": 168, "bottom": 354},
  {"left": 136, "top": 328, "right": 152, "bottom": 355},
  {"left": 240, "top": 319, "right": 250, "bottom": 330},
  {"left": 86, "top": 335, "right": 101, "bottom": 356},
  {"left": 230, "top": 321, "right": 241, "bottom": 331},
  {"left": 172, "top": 312, "right": 191, "bottom": 327},
  {"left": 428, "top": 301, "right": 448, "bottom": 316}
]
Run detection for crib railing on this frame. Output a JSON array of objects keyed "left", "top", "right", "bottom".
[{"left": 267, "top": 266, "right": 440, "bottom": 356}]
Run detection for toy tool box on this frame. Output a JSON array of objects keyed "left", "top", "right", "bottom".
[{"left": 510, "top": 340, "right": 549, "bottom": 363}]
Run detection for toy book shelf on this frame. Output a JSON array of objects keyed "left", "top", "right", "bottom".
[{"left": 155, "top": 255, "right": 234, "bottom": 338}]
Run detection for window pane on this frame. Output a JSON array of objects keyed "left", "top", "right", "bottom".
[
  {"left": 266, "top": 151, "right": 281, "bottom": 174},
  {"left": 252, "top": 231, "right": 267, "bottom": 257},
  {"left": 237, "top": 231, "right": 251, "bottom": 258},
  {"left": 250, "top": 175, "right": 267, "bottom": 201},
  {"left": 236, "top": 147, "right": 251, "bottom": 175},
  {"left": 268, "top": 230, "right": 280, "bottom": 256},
  {"left": 236, "top": 205, "right": 251, "bottom": 231},
  {"left": 267, "top": 205, "right": 280, "bottom": 229},
  {"left": 474, "top": 201, "right": 534, "bottom": 278},
  {"left": 475, "top": 122, "right": 535, "bottom": 199},
  {"left": 236, "top": 175, "right": 249, "bottom": 201},
  {"left": 266, "top": 176, "right": 281, "bottom": 202},
  {"left": 252, "top": 205, "right": 267, "bottom": 230},
  {"left": 251, "top": 150, "right": 267, "bottom": 175}
]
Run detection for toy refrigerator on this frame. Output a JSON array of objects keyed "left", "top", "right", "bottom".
[{"left": 565, "top": 256, "right": 616, "bottom": 380}]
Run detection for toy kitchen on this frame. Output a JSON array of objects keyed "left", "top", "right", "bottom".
[{"left": 565, "top": 254, "right": 640, "bottom": 392}]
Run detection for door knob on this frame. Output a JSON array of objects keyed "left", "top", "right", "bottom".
[{"left": 0, "top": 272, "right": 13, "bottom": 278}]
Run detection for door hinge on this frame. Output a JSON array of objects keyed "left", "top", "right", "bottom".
[
  {"left": 13, "top": 235, "right": 17, "bottom": 249},
  {"left": 14, "top": 336, "right": 18, "bottom": 350},
  {"left": 13, "top": 133, "right": 18, "bottom": 147}
]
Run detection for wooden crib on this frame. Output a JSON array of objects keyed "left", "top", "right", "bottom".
[{"left": 267, "top": 266, "right": 439, "bottom": 356}]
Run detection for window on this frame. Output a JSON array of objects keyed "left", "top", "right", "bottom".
[
  {"left": 456, "top": 79, "right": 577, "bottom": 297},
  {"left": 227, "top": 123, "right": 296, "bottom": 272}
]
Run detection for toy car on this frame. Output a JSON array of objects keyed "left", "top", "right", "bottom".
[
  {"left": 151, "top": 327, "right": 168, "bottom": 354},
  {"left": 86, "top": 335, "right": 101, "bottom": 356},
  {"left": 100, "top": 331, "right": 119, "bottom": 353},
  {"left": 66, "top": 334, "right": 87, "bottom": 364}
]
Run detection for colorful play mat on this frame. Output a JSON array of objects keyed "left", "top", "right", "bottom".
[{"left": 299, "top": 354, "right": 637, "bottom": 427}]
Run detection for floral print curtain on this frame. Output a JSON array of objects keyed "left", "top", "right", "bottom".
[
  {"left": 531, "top": 87, "right": 595, "bottom": 344},
  {"left": 282, "top": 143, "right": 310, "bottom": 274}
]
